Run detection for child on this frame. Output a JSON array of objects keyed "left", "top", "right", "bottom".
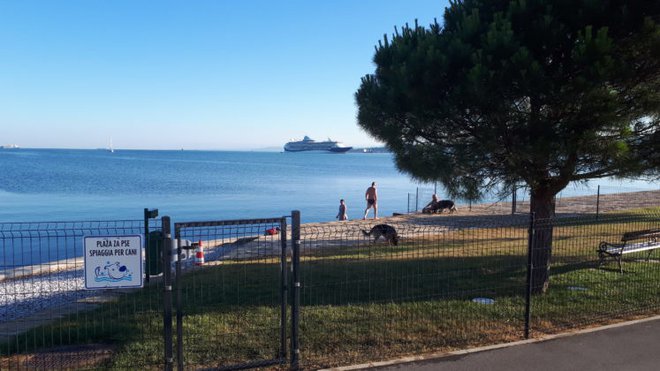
[{"left": 336, "top": 199, "right": 348, "bottom": 221}]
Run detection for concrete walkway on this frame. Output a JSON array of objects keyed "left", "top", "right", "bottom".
[{"left": 333, "top": 316, "right": 660, "bottom": 371}]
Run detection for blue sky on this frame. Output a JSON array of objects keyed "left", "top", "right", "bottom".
[{"left": 0, "top": 0, "right": 447, "bottom": 150}]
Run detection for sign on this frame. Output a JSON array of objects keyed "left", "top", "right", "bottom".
[{"left": 84, "top": 235, "right": 143, "bottom": 290}]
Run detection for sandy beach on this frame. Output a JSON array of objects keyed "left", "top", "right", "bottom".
[
  {"left": 298, "top": 189, "right": 659, "bottom": 231},
  {"left": 455, "top": 189, "right": 660, "bottom": 216},
  {"left": 264, "top": 189, "right": 659, "bottom": 253}
]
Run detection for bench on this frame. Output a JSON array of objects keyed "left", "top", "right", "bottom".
[{"left": 598, "top": 228, "right": 660, "bottom": 272}]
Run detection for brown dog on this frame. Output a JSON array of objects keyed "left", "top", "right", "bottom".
[
  {"left": 422, "top": 200, "right": 457, "bottom": 214},
  {"left": 361, "top": 224, "right": 399, "bottom": 245}
]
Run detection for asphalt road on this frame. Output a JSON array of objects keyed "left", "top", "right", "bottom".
[{"left": 372, "top": 317, "right": 660, "bottom": 371}]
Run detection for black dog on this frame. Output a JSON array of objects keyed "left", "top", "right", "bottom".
[
  {"left": 361, "top": 224, "right": 399, "bottom": 245},
  {"left": 436, "top": 200, "right": 457, "bottom": 213}
]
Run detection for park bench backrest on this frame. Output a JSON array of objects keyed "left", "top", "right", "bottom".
[{"left": 621, "top": 228, "right": 660, "bottom": 242}]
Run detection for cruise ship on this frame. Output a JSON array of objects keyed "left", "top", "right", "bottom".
[{"left": 284, "top": 136, "right": 352, "bottom": 153}]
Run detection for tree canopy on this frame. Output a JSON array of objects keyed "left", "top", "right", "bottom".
[
  {"left": 356, "top": 0, "right": 660, "bottom": 206},
  {"left": 356, "top": 0, "right": 660, "bottom": 293}
]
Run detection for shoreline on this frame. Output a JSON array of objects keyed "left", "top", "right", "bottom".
[
  {"left": 306, "top": 189, "right": 660, "bottom": 227},
  {"left": 2, "top": 189, "right": 659, "bottom": 281}
]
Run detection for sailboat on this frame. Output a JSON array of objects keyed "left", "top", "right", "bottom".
[{"left": 108, "top": 137, "right": 114, "bottom": 153}]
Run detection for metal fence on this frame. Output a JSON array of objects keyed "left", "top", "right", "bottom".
[
  {"left": 172, "top": 217, "right": 288, "bottom": 370},
  {"left": 0, "top": 219, "right": 162, "bottom": 370},
  {"left": 297, "top": 216, "right": 529, "bottom": 369},
  {"left": 0, "top": 210, "right": 659, "bottom": 370},
  {"left": 529, "top": 211, "right": 660, "bottom": 335},
  {"left": 296, "top": 211, "right": 660, "bottom": 369},
  {"left": 407, "top": 184, "right": 659, "bottom": 215}
]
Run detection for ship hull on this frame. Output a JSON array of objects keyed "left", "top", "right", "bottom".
[
  {"left": 328, "top": 147, "right": 352, "bottom": 153},
  {"left": 283, "top": 146, "right": 352, "bottom": 153},
  {"left": 284, "top": 136, "right": 352, "bottom": 153}
]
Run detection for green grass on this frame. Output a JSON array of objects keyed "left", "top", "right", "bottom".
[{"left": 1, "top": 209, "right": 659, "bottom": 369}]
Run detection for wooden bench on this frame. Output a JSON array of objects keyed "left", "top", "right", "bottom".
[{"left": 598, "top": 228, "right": 660, "bottom": 272}]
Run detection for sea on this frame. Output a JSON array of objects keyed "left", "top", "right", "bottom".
[
  {"left": 0, "top": 148, "right": 657, "bottom": 268},
  {"left": 0, "top": 148, "right": 657, "bottom": 224}
]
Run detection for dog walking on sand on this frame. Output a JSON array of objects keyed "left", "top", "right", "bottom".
[{"left": 361, "top": 224, "right": 399, "bottom": 246}]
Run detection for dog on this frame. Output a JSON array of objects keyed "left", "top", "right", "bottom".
[
  {"left": 422, "top": 200, "right": 457, "bottom": 214},
  {"left": 361, "top": 224, "right": 399, "bottom": 245},
  {"left": 436, "top": 200, "right": 457, "bottom": 213}
]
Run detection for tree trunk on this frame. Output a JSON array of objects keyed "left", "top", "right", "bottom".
[{"left": 529, "top": 188, "right": 556, "bottom": 294}]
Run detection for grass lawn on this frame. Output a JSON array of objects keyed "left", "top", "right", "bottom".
[{"left": 1, "top": 209, "right": 659, "bottom": 369}]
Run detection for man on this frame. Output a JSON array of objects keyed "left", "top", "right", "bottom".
[
  {"left": 336, "top": 199, "right": 348, "bottom": 221},
  {"left": 422, "top": 194, "right": 439, "bottom": 213},
  {"left": 363, "top": 181, "right": 378, "bottom": 219}
]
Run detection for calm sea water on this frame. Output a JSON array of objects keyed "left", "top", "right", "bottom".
[
  {"left": 0, "top": 148, "right": 657, "bottom": 224},
  {"left": 0, "top": 149, "right": 424, "bottom": 224}
]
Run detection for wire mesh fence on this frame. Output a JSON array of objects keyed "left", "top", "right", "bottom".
[
  {"left": 296, "top": 210, "right": 660, "bottom": 369},
  {"left": 408, "top": 185, "right": 659, "bottom": 216},
  {"left": 297, "top": 217, "right": 530, "bottom": 369},
  {"left": 0, "top": 209, "right": 658, "bottom": 370},
  {"left": 529, "top": 211, "right": 660, "bottom": 336},
  {"left": 408, "top": 187, "right": 438, "bottom": 213},
  {"left": 0, "top": 219, "right": 163, "bottom": 370},
  {"left": 172, "top": 218, "right": 288, "bottom": 370}
]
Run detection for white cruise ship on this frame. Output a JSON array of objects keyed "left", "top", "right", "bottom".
[{"left": 284, "top": 136, "right": 352, "bottom": 153}]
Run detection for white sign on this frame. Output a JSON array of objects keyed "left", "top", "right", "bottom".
[{"left": 84, "top": 235, "right": 143, "bottom": 290}]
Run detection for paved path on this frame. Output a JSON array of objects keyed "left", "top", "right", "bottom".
[{"left": 369, "top": 317, "right": 660, "bottom": 371}]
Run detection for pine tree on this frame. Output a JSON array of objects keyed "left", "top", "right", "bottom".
[{"left": 356, "top": 0, "right": 660, "bottom": 293}]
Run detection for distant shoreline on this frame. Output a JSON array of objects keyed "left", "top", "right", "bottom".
[{"left": 1, "top": 146, "right": 391, "bottom": 153}]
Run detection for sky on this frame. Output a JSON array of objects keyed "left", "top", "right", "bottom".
[{"left": 0, "top": 0, "right": 448, "bottom": 150}]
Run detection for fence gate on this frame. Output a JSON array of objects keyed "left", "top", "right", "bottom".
[{"left": 171, "top": 217, "right": 288, "bottom": 370}]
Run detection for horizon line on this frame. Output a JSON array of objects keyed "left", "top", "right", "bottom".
[{"left": 1, "top": 146, "right": 388, "bottom": 152}]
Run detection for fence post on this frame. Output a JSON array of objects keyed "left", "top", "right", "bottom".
[
  {"left": 290, "top": 210, "right": 301, "bottom": 370},
  {"left": 161, "top": 216, "right": 174, "bottom": 371},
  {"left": 144, "top": 208, "right": 159, "bottom": 283},
  {"left": 407, "top": 193, "right": 411, "bottom": 214},
  {"left": 279, "top": 217, "right": 288, "bottom": 361},
  {"left": 512, "top": 186, "right": 517, "bottom": 215},
  {"left": 596, "top": 185, "right": 600, "bottom": 220},
  {"left": 144, "top": 208, "right": 150, "bottom": 283},
  {"left": 175, "top": 230, "right": 184, "bottom": 371},
  {"left": 524, "top": 212, "right": 535, "bottom": 339}
]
